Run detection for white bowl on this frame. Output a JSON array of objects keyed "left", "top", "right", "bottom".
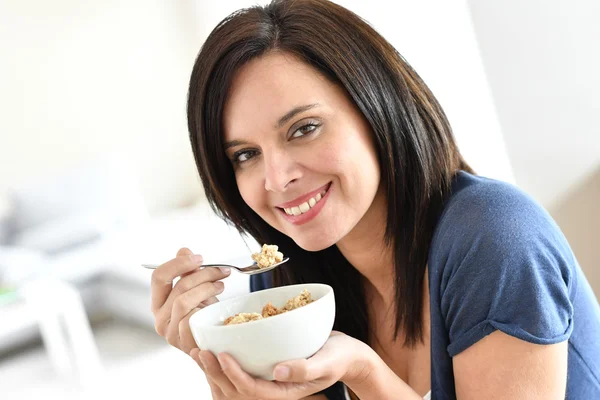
[{"left": 189, "top": 283, "right": 335, "bottom": 380}]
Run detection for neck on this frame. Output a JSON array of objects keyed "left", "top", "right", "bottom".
[{"left": 336, "top": 185, "right": 394, "bottom": 304}]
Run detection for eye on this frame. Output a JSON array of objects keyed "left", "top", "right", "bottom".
[
  {"left": 290, "top": 122, "right": 320, "bottom": 139},
  {"left": 232, "top": 149, "right": 259, "bottom": 164}
]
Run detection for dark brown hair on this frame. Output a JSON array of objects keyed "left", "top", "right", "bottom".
[{"left": 187, "top": 0, "right": 473, "bottom": 346}]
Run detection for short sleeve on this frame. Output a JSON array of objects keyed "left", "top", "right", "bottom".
[{"left": 435, "top": 180, "right": 575, "bottom": 357}]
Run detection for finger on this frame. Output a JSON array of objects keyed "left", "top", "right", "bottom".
[
  {"left": 179, "top": 308, "right": 201, "bottom": 354},
  {"left": 170, "top": 281, "right": 224, "bottom": 328},
  {"left": 191, "top": 349, "right": 226, "bottom": 399},
  {"left": 190, "top": 348, "right": 203, "bottom": 370},
  {"left": 207, "top": 378, "right": 225, "bottom": 400},
  {"left": 201, "top": 295, "right": 219, "bottom": 307},
  {"left": 218, "top": 352, "right": 259, "bottom": 397},
  {"left": 151, "top": 247, "right": 205, "bottom": 313},
  {"left": 150, "top": 251, "right": 203, "bottom": 314},
  {"left": 165, "top": 282, "right": 225, "bottom": 347},
  {"left": 200, "top": 350, "right": 238, "bottom": 397},
  {"left": 155, "top": 268, "right": 231, "bottom": 337},
  {"left": 177, "top": 248, "right": 194, "bottom": 257},
  {"left": 153, "top": 262, "right": 225, "bottom": 338},
  {"left": 179, "top": 247, "right": 200, "bottom": 279},
  {"left": 161, "top": 267, "right": 230, "bottom": 316},
  {"left": 155, "top": 267, "right": 227, "bottom": 339},
  {"left": 273, "top": 358, "right": 321, "bottom": 382},
  {"left": 220, "top": 353, "right": 310, "bottom": 400},
  {"left": 274, "top": 332, "right": 346, "bottom": 383}
]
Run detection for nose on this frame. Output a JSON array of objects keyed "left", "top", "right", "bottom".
[{"left": 263, "top": 147, "right": 301, "bottom": 193}]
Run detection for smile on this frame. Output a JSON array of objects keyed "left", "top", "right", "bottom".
[
  {"left": 283, "top": 186, "right": 329, "bottom": 216},
  {"left": 276, "top": 182, "right": 332, "bottom": 225}
]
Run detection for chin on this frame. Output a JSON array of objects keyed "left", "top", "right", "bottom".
[{"left": 291, "top": 233, "right": 339, "bottom": 252}]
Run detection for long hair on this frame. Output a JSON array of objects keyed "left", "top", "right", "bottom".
[{"left": 187, "top": 0, "right": 473, "bottom": 346}]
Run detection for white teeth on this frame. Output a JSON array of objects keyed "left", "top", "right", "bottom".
[{"left": 282, "top": 186, "right": 329, "bottom": 217}]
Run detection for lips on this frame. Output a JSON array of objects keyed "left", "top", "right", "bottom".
[
  {"left": 276, "top": 182, "right": 332, "bottom": 225},
  {"left": 276, "top": 182, "right": 331, "bottom": 210}
]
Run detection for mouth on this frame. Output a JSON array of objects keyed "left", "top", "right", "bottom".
[
  {"left": 276, "top": 182, "right": 332, "bottom": 216},
  {"left": 275, "top": 182, "right": 332, "bottom": 226}
]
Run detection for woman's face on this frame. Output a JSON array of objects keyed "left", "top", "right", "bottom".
[{"left": 223, "top": 52, "right": 382, "bottom": 251}]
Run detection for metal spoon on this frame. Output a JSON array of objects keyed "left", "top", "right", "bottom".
[{"left": 141, "top": 257, "right": 289, "bottom": 276}]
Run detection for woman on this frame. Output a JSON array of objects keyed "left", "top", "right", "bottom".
[{"left": 150, "top": 0, "right": 600, "bottom": 398}]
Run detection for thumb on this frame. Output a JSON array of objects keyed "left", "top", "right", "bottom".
[
  {"left": 177, "top": 247, "right": 194, "bottom": 257},
  {"left": 273, "top": 357, "right": 327, "bottom": 383},
  {"left": 177, "top": 247, "right": 201, "bottom": 278},
  {"left": 273, "top": 333, "right": 346, "bottom": 382}
]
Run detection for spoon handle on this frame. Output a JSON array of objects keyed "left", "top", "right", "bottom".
[{"left": 140, "top": 263, "right": 233, "bottom": 270}]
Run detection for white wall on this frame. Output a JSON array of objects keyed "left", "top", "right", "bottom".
[
  {"left": 467, "top": 0, "right": 600, "bottom": 295},
  {"left": 0, "top": 0, "right": 203, "bottom": 213},
  {"left": 193, "top": 0, "right": 515, "bottom": 184},
  {"left": 0, "top": 0, "right": 513, "bottom": 216},
  {"left": 467, "top": 0, "right": 600, "bottom": 209}
]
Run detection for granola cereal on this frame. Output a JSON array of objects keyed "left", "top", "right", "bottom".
[
  {"left": 261, "top": 302, "right": 279, "bottom": 318},
  {"left": 281, "top": 289, "right": 313, "bottom": 312},
  {"left": 223, "top": 312, "right": 263, "bottom": 325},
  {"left": 223, "top": 289, "right": 314, "bottom": 326},
  {"left": 252, "top": 244, "right": 284, "bottom": 268}
]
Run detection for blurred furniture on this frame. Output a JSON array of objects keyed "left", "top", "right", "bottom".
[
  {"left": 0, "top": 279, "right": 103, "bottom": 387},
  {"left": 0, "top": 153, "right": 255, "bottom": 356}
]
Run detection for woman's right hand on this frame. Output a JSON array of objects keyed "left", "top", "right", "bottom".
[{"left": 150, "top": 247, "right": 232, "bottom": 355}]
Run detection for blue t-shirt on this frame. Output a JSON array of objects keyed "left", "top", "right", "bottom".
[{"left": 251, "top": 171, "right": 600, "bottom": 399}]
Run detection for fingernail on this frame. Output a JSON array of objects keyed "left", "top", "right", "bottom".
[
  {"left": 214, "top": 281, "right": 224, "bottom": 291},
  {"left": 219, "top": 267, "right": 231, "bottom": 275},
  {"left": 193, "top": 255, "right": 203, "bottom": 264},
  {"left": 198, "top": 355, "right": 206, "bottom": 369},
  {"left": 273, "top": 366, "right": 290, "bottom": 380}
]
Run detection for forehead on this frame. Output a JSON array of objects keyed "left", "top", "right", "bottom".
[{"left": 223, "top": 52, "right": 333, "bottom": 139}]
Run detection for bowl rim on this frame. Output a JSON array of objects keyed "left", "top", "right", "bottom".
[{"left": 189, "top": 282, "right": 334, "bottom": 330}]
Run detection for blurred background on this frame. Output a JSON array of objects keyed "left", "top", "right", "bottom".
[{"left": 0, "top": 0, "right": 597, "bottom": 399}]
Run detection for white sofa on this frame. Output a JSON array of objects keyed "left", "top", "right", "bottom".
[
  {"left": 0, "top": 154, "right": 256, "bottom": 353},
  {"left": 0, "top": 202, "right": 256, "bottom": 353}
]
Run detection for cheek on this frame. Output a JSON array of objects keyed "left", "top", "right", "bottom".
[
  {"left": 323, "top": 137, "right": 380, "bottom": 201},
  {"left": 235, "top": 172, "right": 263, "bottom": 213},
  {"left": 310, "top": 135, "right": 376, "bottom": 182},
  {"left": 306, "top": 139, "right": 346, "bottom": 174}
]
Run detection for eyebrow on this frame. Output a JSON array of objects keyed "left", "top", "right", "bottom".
[
  {"left": 276, "top": 103, "right": 321, "bottom": 128},
  {"left": 224, "top": 139, "right": 248, "bottom": 151},
  {"left": 224, "top": 103, "right": 321, "bottom": 151}
]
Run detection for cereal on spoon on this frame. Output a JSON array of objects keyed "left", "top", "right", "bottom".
[
  {"left": 252, "top": 244, "right": 284, "bottom": 268},
  {"left": 223, "top": 244, "right": 312, "bottom": 326}
]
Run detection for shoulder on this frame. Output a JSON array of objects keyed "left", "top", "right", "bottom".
[
  {"left": 428, "top": 174, "right": 577, "bottom": 356},
  {"left": 432, "top": 172, "right": 571, "bottom": 257},
  {"left": 444, "top": 172, "right": 551, "bottom": 230},
  {"left": 429, "top": 172, "right": 577, "bottom": 295}
]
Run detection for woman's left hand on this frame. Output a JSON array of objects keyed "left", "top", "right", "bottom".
[{"left": 191, "top": 331, "right": 374, "bottom": 400}]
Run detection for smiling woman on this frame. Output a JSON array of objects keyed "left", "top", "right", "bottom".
[
  {"left": 147, "top": 0, "right": 600, "bottom": 399},
  {"left": 222, "top": 52, "right": 384, "bottom": 252}
]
